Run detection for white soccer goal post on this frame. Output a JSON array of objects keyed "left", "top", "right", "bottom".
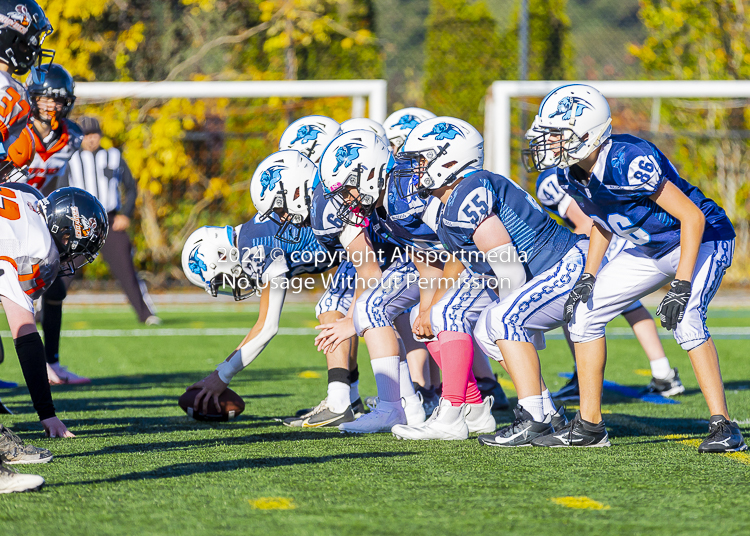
[
  {"left": 484, "top": 80, "right": 750, "bottom": 177},
  {"left": 74, "top": 79, "right": 388, "bottom": 123}
]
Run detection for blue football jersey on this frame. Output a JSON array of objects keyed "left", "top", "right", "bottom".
[
  {"left": 557, "top": 134, "right": 735, "bottom": 258},
  {"left": 309, "top": 181, "right": 400, "bottom": 264},
  {"left": 237, "top": 214, "right": 334, "bottom": 281},
  {"left": 536, "top": 168, "right": 573, "bottom": 227},
  {"left": 438, "top": 170, "right": 583, "bottom": 278},
  {"left": 376, "top": 172, "right": 444, "bottom": 252}
]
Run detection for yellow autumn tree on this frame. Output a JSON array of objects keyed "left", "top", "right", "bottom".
[{"left": 35, "top": 0, "right": 381, "bottom": 282}]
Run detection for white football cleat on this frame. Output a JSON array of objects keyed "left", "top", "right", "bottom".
[
  {"left": 465, "top": 395, "right": 496, "bottom": 434},
  {"left": 338, "top": 400, "right": 406, "bottom": 433},
  {"left": 47, "top": 363, "right": 91, "bottom": 385},
  {"left": 403, "top": 392, "right": 426, "bottom": 426},
  {"left": 392, "top": 398, "right": 469, "bottom": 440},
  {"left": 0, "top": 464, "right": 44, "bottom": 494}
]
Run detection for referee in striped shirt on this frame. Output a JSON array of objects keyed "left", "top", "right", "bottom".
[{"left": 64, "top": 117, "right": 159, "bottom": 326}]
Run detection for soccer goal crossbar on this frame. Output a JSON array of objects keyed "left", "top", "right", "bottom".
[
  {"left": 484, "top": 80, "right": 750, "bottom": 178},
  {"left": 75, "top": 79, "right": 388, "bottom": 123}
]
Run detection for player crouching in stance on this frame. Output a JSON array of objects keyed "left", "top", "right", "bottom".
[
  {"left": 182, "top": 151, "right": 364, "bottom": 426},
  {"left": 534, "top": 169, "right": 684, "bottom": 400},
  {"left": 526, "top": 84, "right": 745, "bottom": 452},
  {"left": 396, "top": 117, "right": 584, "bottom": 446},
  {"left": 0, "top": 184, "right": 108, "bottom": 492},
  {"left": 313, "top": 130, "right": 430, "bottom": 433}
]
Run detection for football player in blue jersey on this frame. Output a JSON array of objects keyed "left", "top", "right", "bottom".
[
  {"left": 525, "top": 84, "right": 745, "bottom": 452},
  {"left": 535, "top": 169, "right": 685, "bottom": 400},
  {"left": 312, "top": 129, "right": 437, "bottom": 433},
  {"left": 397, "top": 116, "right": 585, "bottom": 446},
  {"left": 181, "top": 151, "right": 365, "bottom": 427}
]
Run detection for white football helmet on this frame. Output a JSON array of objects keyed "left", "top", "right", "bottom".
[
  {"left": 394, "top": 116, "right": 484, "bottom": 198},
  {"left": 340, "top": 118, "right": 388, "bottom": 146},
  {"left": 384, "top": 107, "right": 436, "bottom": 152},
  {"left": 318, "top": 129, "right": 392, "bottom": 225},
  {"left": 250, "top": 150, "right": 317, "bottom": 243},
  {"left": 523, "top": 84, "right": 612, "bottom": 171},
  {"left": 279, "top": 115, "right": 341, "bottom": 164},
  {"left": 182, "top": 226, "right": 255, "bottom": 300}
]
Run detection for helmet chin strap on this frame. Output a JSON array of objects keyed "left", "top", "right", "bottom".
[{"left": 418, "top": 155, "right": 478, "bottom": 199}]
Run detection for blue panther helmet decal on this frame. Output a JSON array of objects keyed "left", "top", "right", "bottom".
[
  {"left": 548, "top": 96, "right": 592, "bottom": 122},
  {"left": 392, "top": 115, "right": 419, "bottom": 130},
  {"left": 259, "top": 165, "right": 285, "bottom": 199},
  {"left": 333, "top": 143, "right": 363, "bottom": 173},
  {"left": 290, "top": 125, "right": 322, "bottom": 145},
  {"left": 188, "top": 245, "right": 208, "bottom": 282},
  {"left": 419, "top": 122, "right": 464, "bottom": 141}
]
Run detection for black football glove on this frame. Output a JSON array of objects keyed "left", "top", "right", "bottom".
[
  {"left": 563, "top": 272, "right": 596, "bottom": 322},
  {"left": 656, "top": 279, "right": 691, "bottom": 331}
]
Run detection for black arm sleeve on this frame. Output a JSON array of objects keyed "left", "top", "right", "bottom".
[
  {"left": 119, "top": 158, "right": 137, "bottom": 219},
  {"left": 14, "top": 332, "right": 56, "bottom": 421}
]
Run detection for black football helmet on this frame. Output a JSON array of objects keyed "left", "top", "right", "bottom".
[
  {"left": 27, "top": 63, "right": 74, "bottom": 123},
  {"left": 40, "top": 187, "right": 109, "bottom": 275},
  {"left": 0, "top": 0, "right": 53, "bottom": 77}
]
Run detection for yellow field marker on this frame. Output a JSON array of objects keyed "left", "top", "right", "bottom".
[
  {"left": 249, "top": 497, "right": 296, "bottom": 510},
  {"left": 654, "top": 434, "right": 750, "bottom": 465},
  {"left": 634, "top": 369, "right": 652, "bottom": 377},
  {"left": 551, "top": 496, "right": 610, "bottom": 510},
  {"left": 298, "top": 371, "right": 321, "bottom": 379},
  {"left": 497, "top": 378, "right": 516, "bottom": 392}
]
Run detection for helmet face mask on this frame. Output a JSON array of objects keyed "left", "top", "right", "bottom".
[
  {"left": 250, "top": 150, "right": 316, "bottom": 244},
  {"left": 40, "top": 187, "right": 109, "bottom": 276},
  {"left": 182, "top": 226, "right": 257, "bottom": 301},
  {"left": 323, "top": 162, "right": 386, "bottom": 225},
  {"left": 396, "top": 117, "right": 483, "bottom": 199},
  {"left": 524, "top": 84, "right": 612, "bottom": 172},
  {"left": 27, "top": 63, "right": 75, "bottom": 125},
  {"left": 0, "top": 1, "right": 54, "bottom": 77},
  {"left": 318, "top": 130, "right": 391, "bottom": 228}
]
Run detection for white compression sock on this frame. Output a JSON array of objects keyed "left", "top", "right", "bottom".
[
  {"left": 350, "top": 380, "right": 360, "bottom": 403},
  {"left": 650, "top": 357, "right": 672, "bottom": 380},
  {"left": 399, "top": 359, "right": 417, "bottom": 399},
  {"left": 518, "top": 395, "right": 545, "bottom": 422},
  {"left": 371, "top": 355, "right": 401, "bottom": 403},
  {"left": 541, "top": 389, "right": 557, "bottom": 415},
  {"left": 327, "top": 382, "right": 351, "bottom": 413}
]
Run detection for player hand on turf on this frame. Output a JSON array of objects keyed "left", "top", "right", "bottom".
[
  {"left": 41, "top": 416, "right": 75, "bottom": 438},
  {"left": 188, "top": 371, "right": 228, "bottom": 416},
  {"left": 563, "top": 272, "right": 597, "bottom": 323},
  {"left": 656, "top": 279, "right": 691, "bottom": 331},
  {"left": 413, "top": 310, "right": 434, "bottom": 339},
  {"left": 314, "top": 317, "right": 356, "bottom": 354}
]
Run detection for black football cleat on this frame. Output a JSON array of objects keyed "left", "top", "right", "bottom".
[
  {"left": 551, "top": 372, "right": 579, "bottom": 401},
  {"left": 531, "top": 411, "right": 610, "bottom": 447},
  {"left": 476, "top": 374, "right": 510, "bottom": 411},
  {"left": 549, "top": 406, "right": 568, "bottom": 431},
  {"left": 0, "top": 399, "right": 12, "bottom": 415},
  {"left": 643, "top": 368, "right": 685, "bottom": 397},
  {"left": 477, "top": 406, "right": 552, "bottom": 447},
  {"left": 351, "top": 397, "right": 367, "bottom": 417},
  {"left": 698, "top": 416, "right": 748, "bottom": 453}
]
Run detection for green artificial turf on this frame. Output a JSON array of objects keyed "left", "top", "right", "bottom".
[{"left": 0, "top": 302, "right": 749, "bottom": 536}]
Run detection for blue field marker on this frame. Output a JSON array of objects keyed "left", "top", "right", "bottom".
[
  {"left": 559, "top": 372, "right": 679, "bottom": 405},
  {"left": 0, "top": 379, "right": 18, "bottom": 388}
]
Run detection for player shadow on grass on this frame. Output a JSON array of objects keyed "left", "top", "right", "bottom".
[
  {"left": 56, "top": 429, "right": 346, "bottom": 460},
  {"left": 50, "top": 451, "right": 416, "bottom": 486}
]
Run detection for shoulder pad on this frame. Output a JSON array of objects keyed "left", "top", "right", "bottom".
[{"left": 605, "top": 139, "right": 663, "bottom": 194}]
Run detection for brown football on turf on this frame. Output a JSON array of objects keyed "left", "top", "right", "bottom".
[{"left": 178, "top": 387, "right": 245, "bottom": 421}]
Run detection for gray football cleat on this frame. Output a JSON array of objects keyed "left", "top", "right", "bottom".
[
  {"left": 0, "top": 425, "right": 53, "bottom": 465},
  {"left": 643, "top": 368, "right": 685, "bottom": 397}
]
